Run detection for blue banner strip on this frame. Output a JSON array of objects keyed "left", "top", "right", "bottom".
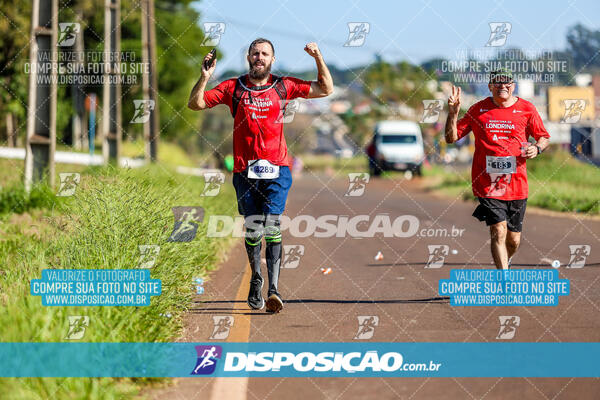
[
  {"left": 440, "top": 269, "right": 569, "bottom": 307},
  {"left": 1, "top": 343, "right": 599, "bottom": 377},
  {"left": 29, "top": 269, "right": 161, "bottom": 306}
]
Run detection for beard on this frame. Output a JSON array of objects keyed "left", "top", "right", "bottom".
[{"left": 248, "top": 60, "right": 272, "bottom": 80}]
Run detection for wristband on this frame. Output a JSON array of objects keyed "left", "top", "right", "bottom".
[{"left": 535, "top": 145, "right": 543, "bottom": 155}]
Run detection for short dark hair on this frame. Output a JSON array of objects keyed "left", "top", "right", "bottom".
[{"left": 248, "top": 38, "right": 275, "bottom": 55}]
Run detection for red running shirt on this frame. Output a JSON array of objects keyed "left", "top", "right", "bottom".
[
  {"left": 456, "top": 97, "right": 550, "bottom": 200},
  {"left": 203, "top": 75, "right": 311, "bottom": 173}
]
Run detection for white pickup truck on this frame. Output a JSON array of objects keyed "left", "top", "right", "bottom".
[{"left": 366, "top": 120, "right": 425, "bottom": 176}]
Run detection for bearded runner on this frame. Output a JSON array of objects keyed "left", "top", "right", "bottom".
[
  {"left": 444, "top": 68, "right": 550, "bottom": 270},
  {"left": 188, "top": 38, "right": 333, "bottom": 313}
]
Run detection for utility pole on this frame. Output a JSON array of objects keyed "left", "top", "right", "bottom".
[
  {"left": 5, "top": 113, "right": 16, "bottom": 147},
  {"left": 102, "top": 0, "right": 122, "bottom": 163},
  {"left": 141, "top": 0, "right": 159, "bottom": 162},
  {"left": 72, "top": 7, "right": 86, "bottom": 151},
  {"left": 25, "top": 0, "right": 58, "bottom": 190}
]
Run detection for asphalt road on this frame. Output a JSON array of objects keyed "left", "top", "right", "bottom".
[{"left": 149, "top": 171, "right": 600, "bottom": 400}]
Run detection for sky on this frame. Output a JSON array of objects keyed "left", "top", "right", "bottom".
[{"left": 192, "top": 0, "right": 600, "bottom": 73}]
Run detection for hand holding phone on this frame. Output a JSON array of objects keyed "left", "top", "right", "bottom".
[{"left": 203, "top": 49, "right": 217, "bottom": 71}]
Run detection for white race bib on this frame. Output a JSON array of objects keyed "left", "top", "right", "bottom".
[
  {"left": 247, "top": 159, "right": 280, "bottom": 179},
  {"left": 486, "top": 156, "right": 516, "bottom": 174}
]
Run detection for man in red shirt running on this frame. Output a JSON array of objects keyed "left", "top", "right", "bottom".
[
  {"left": 444, "top": 69, "right": 550, "bottom": 270},
  {"left": 188, "top": 38, "right": 333, "bottom": 312}
]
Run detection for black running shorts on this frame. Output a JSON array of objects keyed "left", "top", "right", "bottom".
[{"left": 472, "top": 197, "right": 527, "bottom": 232}]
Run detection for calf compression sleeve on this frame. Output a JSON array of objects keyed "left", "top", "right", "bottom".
[{"left": 264, "top": 214, "right": 282, "bottom": 296}]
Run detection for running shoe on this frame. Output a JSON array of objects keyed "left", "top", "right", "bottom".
[
  {"left": 247, "top": 277, "right": 264, "bottom": 310},
  {"left": 266, "top": 292, "right": 284, "bottom": 313}
]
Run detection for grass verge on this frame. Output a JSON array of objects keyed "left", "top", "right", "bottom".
[
  {"left": 0, "top": 161, "right": 237, "bottom": 399},
  {"left": 301, "top": 154, "right": 368, "bottom": 174}
]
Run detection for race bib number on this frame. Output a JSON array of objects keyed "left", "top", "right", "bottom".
[
  {"left": 486, "top": 156, "right": 516, "bottom": 174},
  {"left": 247, "top": 160, "right": 280, "bottom": 179}
]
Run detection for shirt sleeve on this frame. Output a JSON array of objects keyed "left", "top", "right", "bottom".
[
  {"left": 203, "top": 79, "right": 233, "bottom": 109},
  {"left": 526, "top": 106, "right": 550, "bottom": 141},
  {"left": 283, "top": 76, "right": 312, "bottom": 100},
  {"left": 456, "top": 106, "right": 475, "bottom": 140}
]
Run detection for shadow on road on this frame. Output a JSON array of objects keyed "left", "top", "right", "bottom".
[
  {"left": 191, "top": 296, "right": 450, "bottom": 315},
  {"left": 368, "top": 262, "right": 600, "bottom": 267}
]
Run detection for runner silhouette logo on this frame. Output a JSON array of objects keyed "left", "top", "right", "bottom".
[
  {"left": 130, "top": 100, "right": 155, "bottom": 123},
  {"left": 210, "top": 316, "right": 234, "bottom": 340},
  {"left": 426, "top": 245, "right": 449, "bottom": 269},
  {"left": 354, "top": 315, "right": 379, "bottom": 340},
  {"left": 57, "top": 23, "right": 80, "bottom": 47},
  {"left": 421, "top": 100, "right": 444, "bottom": 123},
  {"left": 275, "top": 99, "right": 300, "bottom": 124},
  {"left": 201, "top": 172, "right": 225, "bottom": 196},
  {"left": 168, "top": 207, "right": 205, "bottom": 242},
  {"left": 561, "top": 99, "right": 587, "bottom": 124},
  {"left": 57, "top": 173, "right": 81, "bottom": 196},
  {"left": 567, "top": 245, "right": 591, "bottom": 268},
  {"left": 282, "top": 245, "right": 305, "bottom": 269},
  {"left": 486, "top": 22, "right": 511, "bottom": 47},
  {"left": 201, "top": 23, "right": 225, "bottom": 46},
  {"left": 65, "top": 316, "right": 89, "bottom": 340},
  {"left": 344, "top": 22, "right": 370, "bottom": 47},
  {"left": 137, "top": 245, "right": 160, "bottom": 268},
  {"left": 191, "top": 345, "right": 222, "bottom": 375},
  {"left": 496, "top": 316, "right": 520, "bottom": 340},
  {"left": 345, "top": 173, "right": 370, "bottom": 196}
]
